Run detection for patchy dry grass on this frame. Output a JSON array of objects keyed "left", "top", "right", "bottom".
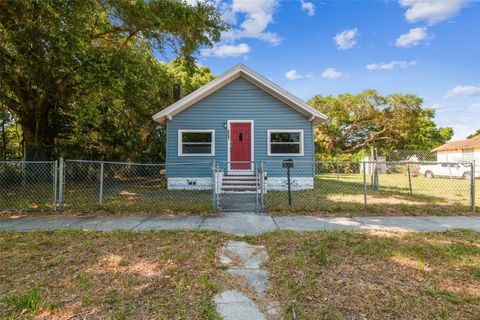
[
  {"left": 2, "top": 230, "right": 480, "bottom": 319},
  {"left": 2, "top": 174, "right": 478, "bottom": 217},
  {"left": 266, "top": 174, "right": 478, "bottom": 216},
  {"left": 0, "top": 230, "right": 230, "bottom": 319},
  {"left": 258, "top": 230, "right": 480, "bottom": 319}
]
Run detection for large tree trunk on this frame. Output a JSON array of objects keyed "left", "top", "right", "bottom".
[{"left": 20, "top": 112, "right": 55, "bottom": 161}]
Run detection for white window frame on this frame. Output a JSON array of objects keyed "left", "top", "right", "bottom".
[
  {"left": 267, "top": 129, "right": 304, "bottom": 156},
  {"left": 178, "top": 129, "right": 215, "bottom": 156}
]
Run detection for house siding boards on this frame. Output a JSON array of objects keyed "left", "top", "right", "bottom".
[
  {"left": 437, "top": 149, "right": 480, "bottom": 163},
  {"left": 166, "top": 77, "right": 314, "bottom": 178}
]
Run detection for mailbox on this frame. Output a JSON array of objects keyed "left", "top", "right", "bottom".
[{"left": 282, "top": 159, "right": 294, "bottom": 169}]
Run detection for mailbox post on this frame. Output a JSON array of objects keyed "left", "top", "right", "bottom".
[{"left": 283, "top": 159, "right": 294, "bottom": 205}]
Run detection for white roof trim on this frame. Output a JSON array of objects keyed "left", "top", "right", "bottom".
[{"left": 152, "top": 64, "right": 329, "bottom": 126}]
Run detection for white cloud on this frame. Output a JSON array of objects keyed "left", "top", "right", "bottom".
[
  {"left": 321, "top": 68, "right": 345, "bottom": 79},
  {"left": 334, "top": 28, "right": 358, "bottom": 50},
  {"left": 222, "top": 0, "right": 281, "bottom": 46},
  {"left": 366, "top": 60, "right": 417, "bottom": 70},
  {"left": 444, "top": 85, "right": 480, "bottom": 99},
  {"left": 284, "top": 69, "right": 313, "bottom": 80},
  {"left": 200, "top": 43, "right": 250, "bottom": 57},
  {"left": 300, "top": 0, "right": 315, "bottom": 16},
  {"left": 399, "top": 0, "right": 468, "bottom": 25},
  {"left": 395, "top": 27, "right": 429, "bottom": 47}
]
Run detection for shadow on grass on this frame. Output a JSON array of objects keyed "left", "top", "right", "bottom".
[
  {"left": 0, "top": 231, "right": 230, "bottom": 319},
  {"left": 266, "top": 175, "right": 476, "bottom": 215},
  {"left": 259, "top": 229, "right": 480, "bottom": 319},
  {"left": 1, "top": 174, "right": 477, "bottom": 216}
]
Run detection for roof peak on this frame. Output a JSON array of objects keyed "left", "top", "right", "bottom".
[{"left": 152, "top": 64, "right": 328, "bottom": 125}]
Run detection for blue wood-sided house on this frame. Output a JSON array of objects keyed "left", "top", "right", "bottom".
[{"left": 152, "top": 64, "right": 328, "bottom": 191}]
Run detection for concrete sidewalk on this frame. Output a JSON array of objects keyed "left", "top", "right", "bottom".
[{"left": 1, "top": 214, "right": 480, "bottom": 236}]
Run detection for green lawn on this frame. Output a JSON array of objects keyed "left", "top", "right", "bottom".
[
  {"left": 1, "top": 173, "right": 478, "bottom": 215},
  {"left": 266, "top": 173, "right": 478, "bottom": 215},
  {"left": 0, "top": 180, "right": 214, "bottom": 214}
]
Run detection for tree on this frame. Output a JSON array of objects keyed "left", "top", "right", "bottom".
[
  {"left": 309, "top": 90, "right": 453, "bottom": 155},
  {"left": 0, "top": 0, "right": 227, "bottom": 160},
  {"left": 467, "top": 129, "right": 480, "bottom": 139},
  {"left": 55, "top": 58, "right": 214, "bottom": 161},
  {"left": 0, "top": 108, "right": 22, "bottom": 159}
]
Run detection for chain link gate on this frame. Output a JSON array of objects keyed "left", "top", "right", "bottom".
[{"left": 212, "top": 161, "right": 265, "bottom": 212}]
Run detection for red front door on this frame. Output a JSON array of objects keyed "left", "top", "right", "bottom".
[{"left": 230, "top": 122, "right": 252, "bottom": 170}]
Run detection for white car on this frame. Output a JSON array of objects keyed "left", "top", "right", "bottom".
[{"left": 419, "top": 163, "right": 473, "bottom": 179}]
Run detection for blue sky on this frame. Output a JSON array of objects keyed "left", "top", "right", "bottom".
[{"left": 193, "top": 0, "right": 480, "bottom": 140}]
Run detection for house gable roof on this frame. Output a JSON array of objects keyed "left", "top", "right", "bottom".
[
  {"left": 152, "top": 64, "right": 329, "bottom": 126},
  {"left": 432, "top": 135, "right": 480, "bottom": 152}
]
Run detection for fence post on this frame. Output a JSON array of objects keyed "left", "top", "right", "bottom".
[
  {"left": 52, "top": 160, "right": 58, "bottom": 211},
  {"left": 471, "top": 161, "right": 476, "bottom": 213},
  {"left": 58, "top": 158, "right": 64, "bottom": 210},
  {"left": 362, "top": 161, "right": 367, "bottom": 205},
  {"left": 99, "top": 161, "right": 104, "bottom": 206},
  {"left": 211, "top": 160, "right": 217, "bottom": 211},
  {"left": 261, "top": 160, "right": 265, "bottom": 210},
  {"left": 336, "top": 159, "right": 340, "bottom": 181},
  {"left": 407, "top": 163, "right": 413, "bottom": 195}
]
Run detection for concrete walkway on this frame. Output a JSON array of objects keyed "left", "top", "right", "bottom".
[{"left": 1, "top": 213, "right": 480, "bottom": 235}]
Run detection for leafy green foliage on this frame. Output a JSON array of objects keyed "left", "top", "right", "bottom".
[
  {"left": 0, "top": 109, "right": 22, "bottom": 159},
  {"left": 309, "top": 90, "right": 454, "bottom": 155},
  {"left": 467, "top": 129, "right": 480, "bottom": 139},
  {"left": 0, "top": 0, "right": 226, "bottom": 160}
]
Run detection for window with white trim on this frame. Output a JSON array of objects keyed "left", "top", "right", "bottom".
[
  {"left": 178, "top": 130, "right": 215, "bottom": 156},
  {"left": 268, "top": 130, "right": 304, "bottom": 156}
]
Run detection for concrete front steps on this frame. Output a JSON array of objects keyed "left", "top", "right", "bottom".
[{"left": 221, "top": 174, "right": 260, "bottom": 194}]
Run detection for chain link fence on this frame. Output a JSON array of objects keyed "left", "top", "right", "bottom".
[
  {"left": 61, "top": 160, "right": 213, "bottom": 213},
  {"left": 0, "top": 158, "right": 477, "bottom": 214},
  {"left": 0, "top": 161, "right": 57, "bottom": 210},
  {"left": 382, "top": 150, "right": 437, "bottom": 161}
]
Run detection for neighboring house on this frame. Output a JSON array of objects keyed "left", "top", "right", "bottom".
[
  {"left": 433, "top": 135, "right": 480, "bottom": 163},
  {"left": 152, "top": 64, "right": 328, "bottom": 190}
]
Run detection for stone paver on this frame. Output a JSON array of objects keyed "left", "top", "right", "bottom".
[
  {"left": 228, "top": 269, "right": 269, "bottom": 297},
  {"left": 220, "top": 241, "right": 270, "bottom": 297},
  {"left": 1, "top": 214, "right": 480, "bottom": 235},
  {"left": 213, "top": 290, "right": 266, "bottom": 320},
  {"left": 215, "top": 241, "right": 274, "bottom": 319},
  {"left": 222, "top": 241, "right": 269, "bottom": 269}
]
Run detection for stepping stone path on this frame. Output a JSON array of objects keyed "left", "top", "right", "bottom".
[{"left": 213, "top": 241, "right": 279, "bottom": 320}]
